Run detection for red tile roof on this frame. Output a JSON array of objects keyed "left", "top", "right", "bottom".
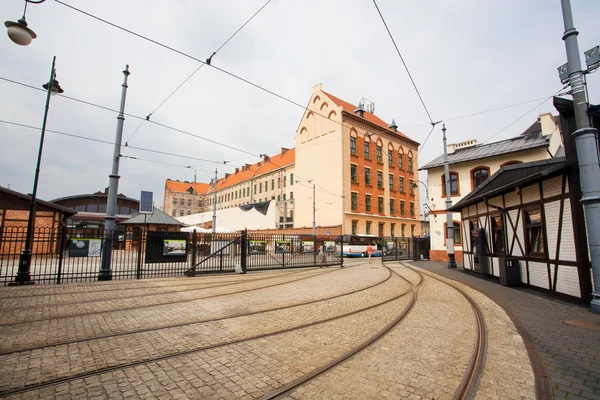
[
  {"left": 165, "top": 180, "right": 210, "bottom": 194},
  {"left": 322, "top": 90, "right": 416, "bottom": 144},
  {"left": 209, "top": 148, "right": 295, "bottom": 193}
]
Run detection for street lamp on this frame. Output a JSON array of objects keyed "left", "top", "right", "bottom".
[
  {"left": 4, "top": 0, "right": 46, "bottom": 46},
  {"left": 15, "top": 56, "right": 63, "bottom": 283}
]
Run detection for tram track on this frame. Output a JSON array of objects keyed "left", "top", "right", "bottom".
[
  {"left": 0, "top": 267, "right": 392, "bottom": 356},
  {"left": 0, "top": 268, "right": 340, "bottom": 327},
  {"left": 0, "top": 268, "right": 325, "bottom": 311},
  {"left": 0, "top": 268, "right": 319, "bottom": 300},
  {"left": 0, "top": 266, "right": 411, "bottom": 398},
  {"left": 402, "top": 263, "right": 487, "bottom": 400}
]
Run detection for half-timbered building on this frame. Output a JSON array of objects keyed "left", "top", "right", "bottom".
[{"left": 448, "top": 97, "right": 599, "bottom": 302}]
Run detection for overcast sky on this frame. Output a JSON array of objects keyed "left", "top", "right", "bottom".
[{"left": 1, "top": 0, "right": 599, "bottom": 207}]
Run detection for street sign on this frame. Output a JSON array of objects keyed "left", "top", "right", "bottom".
[
  {"left": 327, "top": 230, "right": 330, "bottom": 235},
  {"left": 140, "top": 191, "right": 153, "bottom": 214}
]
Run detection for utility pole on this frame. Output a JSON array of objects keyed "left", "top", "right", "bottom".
[
  {"left": 442, "top": 124, "right": 457, "bottom": 268},
  {"left": 561, "top": 0, "right": 600, "bottom": 313},
  {"left": 212, "top": 169, "right": 217, "bottom": 238},
  {"left": 99, "top": 65, "right": 130, "bottom": 281}
]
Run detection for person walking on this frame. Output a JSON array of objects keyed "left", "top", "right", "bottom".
[{"left": 367, "top": 244, "right": 373, "bottom": 263}]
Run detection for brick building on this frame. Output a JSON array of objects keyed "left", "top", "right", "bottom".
[{"left": 163, "top": 180, "right": 210, "bottom": 218}]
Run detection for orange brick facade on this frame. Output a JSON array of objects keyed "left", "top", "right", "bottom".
[{"left": 429, "top": 249, "right": 464, "bottom": 263}]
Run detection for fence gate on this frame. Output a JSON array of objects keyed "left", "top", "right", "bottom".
[{"left": 381, "top": 236, "right": 430, "bottom": 262}]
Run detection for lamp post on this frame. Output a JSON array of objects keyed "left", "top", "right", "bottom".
[
  {"left": 559, "top": 0, "right": 600, "bottom": 313},
  {"left": 442, "top": 124, "right": 457, "bottom": 268},
  {"left": 15, "top": 56, "right": 63, "bottom": 284},
  {"left": 4, "top": 0, "right": 45, "bottom": 46},
  {"left": 413, "top": 180, "right": 429, "bottom": 237}
]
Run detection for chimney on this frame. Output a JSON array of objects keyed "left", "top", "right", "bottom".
[
  {"left": 281, "top": 147, "right": 289, "bottom": 155},
  {"left": 263, "top": 154, "right": 270, "bottom": 162},
  {"left": 448, "top": 140, "right": 477, "bottom": 154},
  {"left": 245, "top": 163, "right": 252, "bottom": 170},
  {"left": 388, "top": 119, "right": 398, "bottom": 132},
  {"left": 225, "top": 173, "right": 230, "bottom": 179},
  {"left": 354, "top": 100, "right": 365, "bottom": 118},
  {"left": 235, "top": 168, "right": 239, "bottom": 174}
]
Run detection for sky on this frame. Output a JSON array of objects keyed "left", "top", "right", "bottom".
[{"left": 1, "top": 0, "right": 599, "bottom": 209}]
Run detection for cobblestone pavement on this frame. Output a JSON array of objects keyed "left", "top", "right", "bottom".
[
  {"left": 415, "top": 260, "right": 600, "bottom": 400},
  {"left": 0, "top": 262, "right": 539, "bottom": 399}
]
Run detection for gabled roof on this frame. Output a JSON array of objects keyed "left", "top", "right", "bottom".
[
  {"left": 0, "top": 186, "right": 77, "bottom": 216},
  {"left": 121, "top": 208, "right": 184, "bottom": 225},
  {"left": 448, "top": 157, "right": 570, "bottom": 211},
  {"left": 207, "top": 148, "right": 295, "bottom": 193},
  {"left": 420, "top": 132, "right": 549, "bottom": 170},
  {"left": 165, "top": 180, "right": 210, "bottom": 195},
  {"left": 322, "top": 90, "right": 418, "bottom": 145}
]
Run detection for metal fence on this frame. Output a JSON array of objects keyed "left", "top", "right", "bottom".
[
  {"left": 380, "top": 236, "right": 430, "bottom": 262},
  {"left": 186, "top": 231, "right": 343, "bottom": 275},
  {"left": 0, "top": 226, "right": 343, "bottom": 285}
]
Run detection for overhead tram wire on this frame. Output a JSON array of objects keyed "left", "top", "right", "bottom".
[
  {"left": 0, "top": 119, "right": 236, "bottom": 167},
  {"left": 481, "top": 86, "right": 568, "bottom": 144},
  {"left": 124, "top": 0, "right": 273, "bottom": 147}
]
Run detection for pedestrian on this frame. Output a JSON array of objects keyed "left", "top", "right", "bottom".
[{"left": 367, "top": 244, "right": 373, "bottom": 263}]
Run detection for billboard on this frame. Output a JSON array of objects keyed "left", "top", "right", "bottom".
[
  {"left": 69, "top": 238, "right": 102, "bottom": 257},
  {"left": 140, "top": 191, "right": 153, "bottom": 214},
  {"left": 163, "top": 240, "right": 187, "bottom": 256},
  {"left": 275, "top": 240, "right": 291, "bottom": 254},
  {"left": 302, "top": 241, "right": 315, "bottom": 253},
  {"left": 249, "top": 240, "right": 266, "bottom": 255}
]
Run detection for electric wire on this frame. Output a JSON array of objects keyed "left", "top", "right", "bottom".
[
  {"left": 124, "top": 0, "right": 273, "bottom": 146},
  {"left": 372, "top": 0, "right": 434, "bottom": 124}
]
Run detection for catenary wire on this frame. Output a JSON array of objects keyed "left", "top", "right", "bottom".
[
  {"left": 124, "top": 0, "right": 273, "bottom": 146},
  {"left": 372, "top": 0, "right": 434, "bottom": 124}
]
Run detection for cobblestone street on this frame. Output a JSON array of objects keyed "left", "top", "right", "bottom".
[{"left": 0, "top": 261, "right": 546, "bottom": 399}]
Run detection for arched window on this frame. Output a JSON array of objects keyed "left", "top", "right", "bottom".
[
  {"left": 471, "top": 166, "right": 490, "bottom": 189},
  {"left": 364, "top": 136, "right": 371, "bottom": 158},
  {"left": 500, "top": 160, "right": 523, "bottom": 167},
  {"left": 398, "top": 148, "right": 404, "bottom": 169},
  {"left": 441, "top": 172, "right": 460, "bottom": 196}
]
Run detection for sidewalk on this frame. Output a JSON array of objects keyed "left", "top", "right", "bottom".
[{"left": 411, "top": 260, "right": 600, "bottom": 400}]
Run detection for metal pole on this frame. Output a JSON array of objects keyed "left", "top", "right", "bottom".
[
  {"left": 561, "top": 0, "right": 600, "bottom": 313},
  {"left": 212, "top": 169, "right": 217, "bottom": 238},
  {"left": 99, "top": 65, "right": 130, "bottom": 281},
  {"left": 443, "top": 124, "right": 457, "bottom": 268},
  {"left": 15, "top": 56, "right": 57, "bottom": 284},
  {"left": 312, "top": 183, "right": 316, "bottom": 236}
]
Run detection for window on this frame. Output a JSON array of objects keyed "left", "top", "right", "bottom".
[
  {"left": 390, "top": 199, "right": 395, "bottom": 214},
  {"left": 391, "top": 223, "right": 395, "bottom": 237},
  {"left": 180, "top": 199, "right": 185, "bottom": 206},
  {"left": 260, "top": 183, "right": 263, "bottom": 193},
  {"left": 198, "top": 201, "right": 202, "bottom": 207},
  {"left": 410, "top": 202, "right": 415, "bottom": 216},
  {"left": 352, "top": 220, "right": 358, "bottom": 235},
  {"left": 364, "top": 141, "right": 370, "bottom": 158},
  {"left": 365, "top": 194, "right": 371, "bottom": 212},
  {"left": 411, "top": 225, "right": 415, "bottom": 237},
  {"left": 377, "top": 171, "right": 383, "bottom": 188},
  {"left": 188, "top": 199, "right": 192, "bottom": 206},
  {"left": 365, "top": 167, "right": 371, "bottom": 185},
  {"left": 376, "top": 145, "right": 382, "bottom": 162},
  {"left": 398, "top": 152, "right": 403, "bottom": 169},
  {"left": 401, "top": 224, "right": 406, "bottom": 237},
  {"left": 88, "top": 204, "right": 98, "bottom": 212},
  {"left": 388, "top": 149, "right": 393, "bottom": 165},
  {"left": 378, "top": 223, "right": 384, "bottom": 237},
  {"left": 445, "top": 222, "right": 461, "bottom": 244},
  {"left": 524, "top": 208, "right": 544, "bottom": 256},
  {"left": 389, "top": 174, "right": 394, "bottom": 190},
  {"left": 254, "top": 185, "right": 257, "bottom": 195},
  {"left": 350, "top": 136, "right": 357, "bottom": 154},
  {"left": 99, "top": 204, "right": 106, "bottom": 213},
  {"left": 408, "top": 155, "right": 413, "bottom": 172},
  {"left": 409, "top": 179, "right": 414, "bottom": 195},
  {"left": 187, "top": 210, "right": 192, "bottom": 215},
  {"left": 284, "top": 176, "right": 287, "bottom": 187},
  {"left": 400, "top": 177, "right": 405, "bottom": 193},
  {"left": 277, "top": 195, "right": 281, "bottom": 201},
  {"left": 491, "top": 215, "right": 504, "bottom": 253},
  {"left": 290, "top": 174, "right": 294, "bottom": 185},
  {"left": 118, "top": 206, "right": 129, "bottom": 214},
  {"left": 366, "top": 221, "right": 372, "bottom": 235},
  {"left": 378, "top": 197, "right": 384, "bottom": 213},
  {"left": 172, "top": 210, "right": 177, "bottom": 216},
  {"left": 278, "top": 178, "right": 281, "bottom": 189},
  {"left": 179, "top": 210, "right": 184, "bottom": 216},
  {"left": 351, "top": 164, "right": 357, "bottom": 182},
  {"left": 471, "top": 167, "right": 490, "bottom": 189},
  {"left": 441, "top": 172, "right": 460, "bottom": 196},
  {"left": 172, "top": 199, "right": 177, "bottom": 205},
  {"left": 271, "top": 179, "right": 275, "bottom": 190},
  {"left": 351, "top": 193, "right": 357, "bottom": 210},
  {"left": 290, "top": 192, "right": 294, "bottom": 200},
  {"left": 400, "top": 200, "right": 405, "bottom": 215},
  {"left": 283, "top": 193, "right": 286, "bottom": 201}
]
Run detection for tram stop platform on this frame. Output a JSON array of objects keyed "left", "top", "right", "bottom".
[{"left": 0, "top": 260, "right": 597, "bottom": 399}]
